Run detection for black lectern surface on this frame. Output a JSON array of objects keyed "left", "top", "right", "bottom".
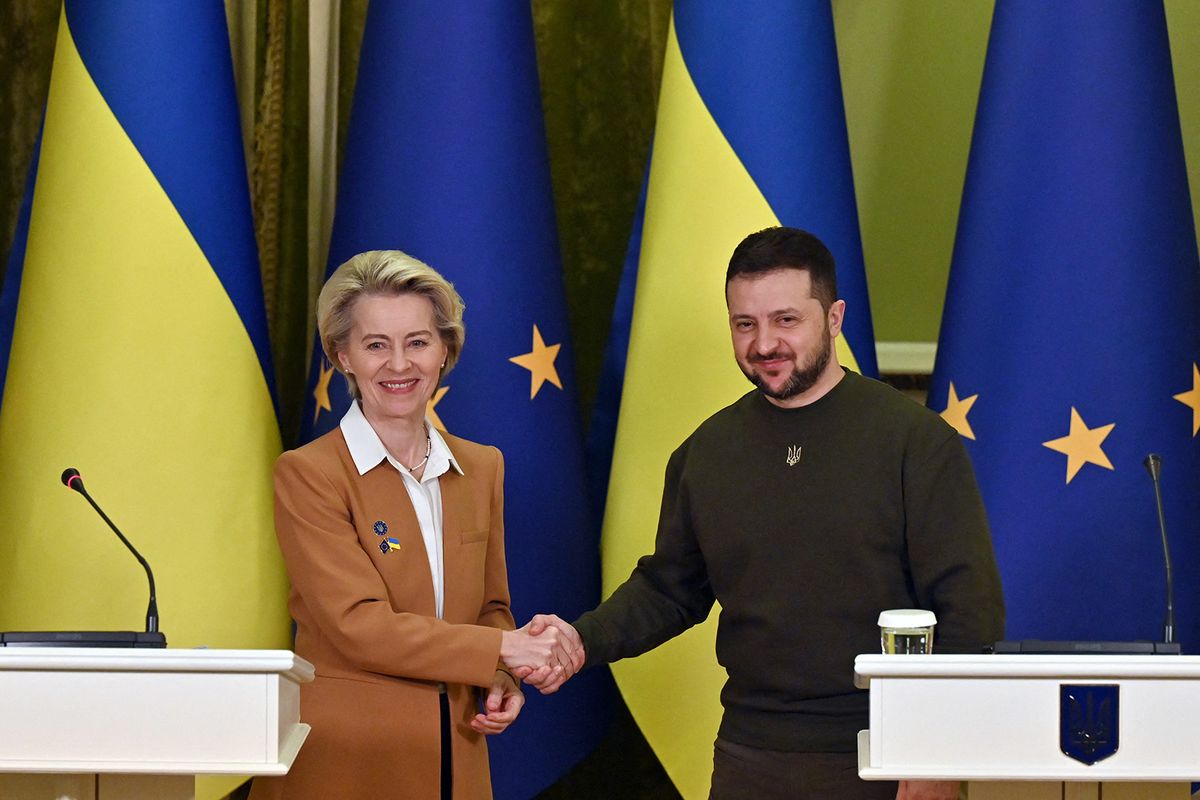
[
  {"left": 0, "top": 631, "right": 167, "bottom": 647},
  {"left": 994, "top": 639, "right": 1180, "bottom": 655}
]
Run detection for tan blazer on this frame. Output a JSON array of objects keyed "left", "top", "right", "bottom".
[{"left": 249, "top": 427, "right": 514, "bottom": 800}]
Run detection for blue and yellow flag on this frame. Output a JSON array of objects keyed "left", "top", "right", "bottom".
[
  {"left": 298, "top": 4, "right": 611, "bottom": 797},
  {"left": 0, "top": 5, "right": 290, "bottom": 796},
  {"left": 597, "top": 4, "right": 876, "bottom": 797},
  {"left": 0, "top": 0, "right": 289, "bottom": 646},
  {"left": 930, "top": 2, "right": 1200, "bottom": 647}
]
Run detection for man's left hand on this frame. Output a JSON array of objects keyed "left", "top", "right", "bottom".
[{"left": 896, "top": 780, "right": 960, "bottom": 800}]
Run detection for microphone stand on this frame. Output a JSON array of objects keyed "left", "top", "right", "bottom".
[
  {"left": 1144, "top": 454, "right": 1174, "bottom": 645},
  {"left": 66, "top": 473, "right": 159, "bottom": 633}
]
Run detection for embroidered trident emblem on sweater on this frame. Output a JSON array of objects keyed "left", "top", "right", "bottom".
[{"left": 786, "top": 445, "right": 802, "bottom": 466}]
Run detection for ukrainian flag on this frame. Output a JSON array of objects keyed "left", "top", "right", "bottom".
[
  {"left": 931, "top": 2, "right": 1200, "bottom": 647},
  {"left": 598, "top": 4, "right": 876, "bottom": 797},
  {"left": 0, "top": 0, "right": 289, "bottom": 680}
]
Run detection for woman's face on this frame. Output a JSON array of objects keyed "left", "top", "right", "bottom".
[{"left": 337, "top": 292, "right": 448, "bottom": 426}]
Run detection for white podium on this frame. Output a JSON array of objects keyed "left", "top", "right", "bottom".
[
  {"left": 855, "top": 653, "right": 1200, "bottom": 800},
  {"left": 0, "top": 648, "right": 314, "bottom": 800}
]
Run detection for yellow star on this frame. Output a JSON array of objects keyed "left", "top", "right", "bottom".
[
  {"left": 427, "top": 386, "right": 449, "bottom": 431},
  {"left": 509, "top": 325, "right": 562, "bottom": 399},
  {"left": 1042, "top": 407, "right": 1115, "bottom": 484},
  {"left": 1173, "top": 363, "right": 1200, "bottom": 437},
  {"left": 312, "top": 358, "right": 336, "bottom": 422},
  {"left": 940, "top": 382, "right": 978, "bottom": 440}
]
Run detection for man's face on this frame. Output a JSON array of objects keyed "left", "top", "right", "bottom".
[{"left": 726, "top": 269, "right": 843, "bottom": 406}]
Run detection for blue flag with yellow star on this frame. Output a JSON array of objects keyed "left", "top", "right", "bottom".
[
  {"left": 297, "top": 3, "right": 611, "bottom": 797},
  {"left": 930, "top": 1, "right": 1200, "bottom": 648}
]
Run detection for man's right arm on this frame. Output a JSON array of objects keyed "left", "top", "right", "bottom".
[
  {"left": 524, "top": 445, "right": 716, "bottom": 692},
  {"left": 573, "top": 549, "right": 714, "bottom": 667}
]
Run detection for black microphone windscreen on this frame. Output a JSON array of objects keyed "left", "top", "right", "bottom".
[
  {"left": 1144, "top": 453, "right": 1163, "bottom": 480},
  {"left": 61, "top": 467, "right": 83, "bottom": 491}
]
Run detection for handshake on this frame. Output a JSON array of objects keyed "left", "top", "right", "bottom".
[{"left": 498, "top": 614, "right": 586, "bottom": 694}]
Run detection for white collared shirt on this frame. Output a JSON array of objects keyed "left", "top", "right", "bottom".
[{"left": 340, "top": 401, "right": 463, "bottom": 619}]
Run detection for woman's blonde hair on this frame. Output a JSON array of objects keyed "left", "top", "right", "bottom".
[{"left": 317, "top": 250, "right": 465, "bottom": 399}]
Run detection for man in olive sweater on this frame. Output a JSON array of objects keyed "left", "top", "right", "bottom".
[{"left": 522, "top": 227, "right": 1005, "bottom": 800}]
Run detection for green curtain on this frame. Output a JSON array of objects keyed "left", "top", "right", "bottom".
[{"left": 0, "top": 1, "right": 58, "bottom": 271}]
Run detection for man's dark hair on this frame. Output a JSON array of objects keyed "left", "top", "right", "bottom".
[{"left": 726, "top": 227, "right": 838, "bottom": 311}]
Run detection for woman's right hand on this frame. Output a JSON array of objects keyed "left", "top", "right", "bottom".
[{"left": 499, "top": 622, "right": 574, "bottom": 674}]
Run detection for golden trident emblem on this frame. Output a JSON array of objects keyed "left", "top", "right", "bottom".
[{"left": 786, "top": 445, "right": 802, "bottom": 466}]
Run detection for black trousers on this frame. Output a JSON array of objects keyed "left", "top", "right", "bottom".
[
  {"left": 709, "top": 737, "right": 899, "bottom": 800},
  {"left": 440, "top": 691, "right": 452, "bottom": 800}
]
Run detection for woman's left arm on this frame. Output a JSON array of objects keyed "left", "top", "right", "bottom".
[
  {"left": 471, "top": 454, "right": 523, "bottom": 733},
  {"left": 470, "top": 668, "right": 524, "bottom": 735},
  {"left": 476, "top": 448, "right": 516, "bottom": 633}
]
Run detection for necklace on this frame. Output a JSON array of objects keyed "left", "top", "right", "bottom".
[{"left": 401, "top": 432, "right": 432, "bottom": 473}]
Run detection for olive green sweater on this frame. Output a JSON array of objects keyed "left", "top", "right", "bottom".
[{"left": 574, "top": 370, "right": 1005, "bottom": 751}]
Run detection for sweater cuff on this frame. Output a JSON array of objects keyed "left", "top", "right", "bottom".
[{"left": 572, "top": 613, "right": 608, "bottom": 669}]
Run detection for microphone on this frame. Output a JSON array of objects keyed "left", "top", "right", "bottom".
[
  {"left": 991, "top": 457, "right": 1183, "bottom": 657},
  {"left": 1143, "top": 454, "right": 1174, "bottom": 645},
  {"left": 61, "top": 468, "right": 160, "bottom": 635}
]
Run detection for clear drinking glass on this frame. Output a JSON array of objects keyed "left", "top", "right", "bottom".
[{"left": 878, "top": 609, "right": 936, "bottom": 654}]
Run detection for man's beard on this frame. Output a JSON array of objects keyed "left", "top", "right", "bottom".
[{"left": 740, "top": 326, "right": 832, "bottom": 402}]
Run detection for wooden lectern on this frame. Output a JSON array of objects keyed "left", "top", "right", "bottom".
[
  {"left": 0, "top": 648, "right": 313, "bottom": 800},
  {"left": 855, "top": 653, "right": 1200, "bottom": 799}
]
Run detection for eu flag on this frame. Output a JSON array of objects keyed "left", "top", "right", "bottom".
[
  {"left": 593, "top": 4, "right": 877, "bottom": 796},
  {"left": 930, "top": 1, "right": 1200, "bottom": 647},
  {"left": 298, "top": 4, "right": 610, "bottom": 797}
]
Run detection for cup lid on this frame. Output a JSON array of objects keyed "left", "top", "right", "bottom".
[{"left": 878, "top": 608, "right": 937, "bottom": 628}]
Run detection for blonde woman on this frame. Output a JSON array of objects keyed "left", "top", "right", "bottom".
[{"left": 251, "top": 251, "right": 572, "bottom": 800}]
